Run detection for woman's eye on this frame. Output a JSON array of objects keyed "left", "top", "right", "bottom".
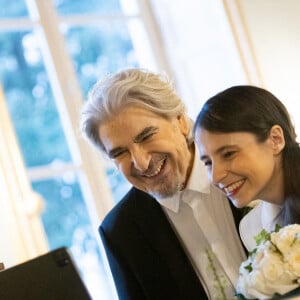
[
  {"left": 203, "top": 160, "right": 212, "bottom": 167},
  {"left": 223, "top": 151, "right": 236, "bottom": 159}
]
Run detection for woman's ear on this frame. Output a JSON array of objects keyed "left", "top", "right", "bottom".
[{"left": 269, "top": 125, "right": 285, "bottom": 155}]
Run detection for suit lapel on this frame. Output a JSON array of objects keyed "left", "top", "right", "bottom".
[{"left": 131, "top": 188, "right": 208, "bottom": 299}]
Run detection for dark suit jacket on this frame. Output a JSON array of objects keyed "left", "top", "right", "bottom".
[{"left": 99, "top": 187, "right": 244, "bottom": 300}]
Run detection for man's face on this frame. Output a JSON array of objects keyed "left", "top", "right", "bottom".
[{"left": 99, "top": 106, "right": 193, "bottom": 200}]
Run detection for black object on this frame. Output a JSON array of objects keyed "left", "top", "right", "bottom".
[{"left": 0, "top": 247, "right": 92, "bottom": 300}]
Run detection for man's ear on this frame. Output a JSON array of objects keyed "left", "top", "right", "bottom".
[
  {"left": 269, "top": 125, "right": 285, "bottom": 155},
  {"left": 0, "top": 262, "right": 4, "bottom": 271},
  {"left": 177, "top": 114, "right": 189, "bottom": 136}
]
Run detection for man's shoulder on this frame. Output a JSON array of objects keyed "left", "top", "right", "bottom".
[
  {"left": 100, "top": 188, "right": 161, "bottom": 230},
  {"left": 111, "top": 187, "right": 157, "bottom": 213}
]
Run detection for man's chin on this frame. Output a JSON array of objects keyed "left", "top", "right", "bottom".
[
  {"left": 149, "top": 188, "right": 178, "bottom": 201},
  {"left": 145, "top": 179, "right": 183, "bottom": 200}
]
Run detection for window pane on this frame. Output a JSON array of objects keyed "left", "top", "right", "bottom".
[
  {"left": 32, "top": 176, "right": 114, "bottom": 300},
  {"left": 106, "top": 166, "right": 132, "bottom": 202},
  {"left": 0, "top": 31, "right": 71, "bottom": 167},
  {"left": 53, "top": 0, "right": 122, "bottom": 15},
  {"left": 63, "top": 23, "right": 137, "bottom": 203},
  {"left": 0, "top": 0, "right": 29, "bottom": 18},
  {"left": 63, "top": 23, "right": 139, "bottom": 96}
]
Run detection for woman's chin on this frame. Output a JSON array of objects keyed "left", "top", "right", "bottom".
[{"left": 229, "top": 197, "right": 246, "bottom": 209}]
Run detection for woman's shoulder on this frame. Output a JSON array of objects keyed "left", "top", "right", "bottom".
[
  {"left": 239, "top": 200, "right": 283, "bottom": 251},
  {"left": 239, "top": 200, "right": 264, "bottom": 251}
]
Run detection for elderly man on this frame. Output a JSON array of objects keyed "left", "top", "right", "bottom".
[{"left": 81, "top": 68, "right": 246, "bottom": 300}]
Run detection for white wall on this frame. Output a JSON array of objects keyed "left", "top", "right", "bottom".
[
  {"left": 150, "top": 0, "right": 300, "bottom": 140},
  {"left": 234, "top": 0, "right": 300, "bottom": 138},
  {"left": 150, "top": 0, "right": 248, "bottom": 120}
]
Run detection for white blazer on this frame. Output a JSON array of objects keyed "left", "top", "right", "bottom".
[{"left": 239, "top": 200, "right": 283, "bottom": 251}]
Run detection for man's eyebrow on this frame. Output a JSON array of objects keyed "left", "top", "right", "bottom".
[
  {"left": 107, "top": 146, "right": 126, "bottom": 158},
  {"left": 106, "top": 126, "right": 158, "bottom": 157},
  {"left": 133, "top": 126, "right": 158, "bottom": 143}
]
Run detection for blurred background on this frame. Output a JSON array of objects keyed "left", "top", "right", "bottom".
[{"left": 0, "top": 0, "right": 299, "bottom": 299}]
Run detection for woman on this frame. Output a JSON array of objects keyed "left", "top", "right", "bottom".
[{"left": 193, "top": 85, "right": 300, "bottom": 251}]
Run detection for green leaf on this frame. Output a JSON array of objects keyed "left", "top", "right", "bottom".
[
  {"left": 244, "top": 262, "right": 253, "bottom": 273},
  {"left": 274, "top": 224, "right": 282, "bottom": 232},
  {"left": 248, "top": 247, "right": 257, "bottom": 257},
  {"left": 254, "top": 229, "right": 270, "bottom": 246}
]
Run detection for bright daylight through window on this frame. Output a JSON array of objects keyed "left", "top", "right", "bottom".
[{"left": 0, "top": 0, "right": 158, "bottom": 299}]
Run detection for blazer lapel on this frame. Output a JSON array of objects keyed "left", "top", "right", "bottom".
[{"left": 132, "top": 188, "right": 208, "bottom": 299}]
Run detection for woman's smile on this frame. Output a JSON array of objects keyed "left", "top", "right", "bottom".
[
  {"left": 195, "top": 128, "right": 284, "bottom": 207},
  {"left": 222, "top": 179, "right": 246, "bottom": 197}
]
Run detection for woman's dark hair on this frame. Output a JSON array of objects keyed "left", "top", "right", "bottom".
[{"left": 194, "top": 85, "right": 300, "bottom": 225}]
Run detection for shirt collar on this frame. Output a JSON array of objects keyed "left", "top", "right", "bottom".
[
  {"left": 157, "top": 146, "right": 210, "bottom": 212},
  {"left": 239, "top": 201, "right": 283, "bottom": 251},
  {"left": 261, "top": 201, "right": 283, "bottom": 231}
]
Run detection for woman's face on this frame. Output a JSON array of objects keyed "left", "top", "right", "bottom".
[{"left": 194, "top": 126, "right": 285, "bottom": 207}]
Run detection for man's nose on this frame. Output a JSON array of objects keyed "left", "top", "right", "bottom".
[{"left": 131, "top": 147, "right": 150, "bottom": 172}]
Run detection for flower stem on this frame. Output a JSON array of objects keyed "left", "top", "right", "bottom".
[{"left": 206, "top": 248, "right": 228, "bottom": 300}]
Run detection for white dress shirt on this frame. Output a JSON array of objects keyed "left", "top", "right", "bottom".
[{"left": 156, "top": 149, "right": 246, "bottom": 299}]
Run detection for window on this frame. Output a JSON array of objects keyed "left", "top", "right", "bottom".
[
  {"left": 0, "top": 0, "right": 164, "bottom": 299},
  {"left": 1, "top": 1, "right": 254, "bottom": 299}
]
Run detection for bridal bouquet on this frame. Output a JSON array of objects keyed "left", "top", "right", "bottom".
[{"left": 235, "top": 224, "right": 300, "bottom": 299}]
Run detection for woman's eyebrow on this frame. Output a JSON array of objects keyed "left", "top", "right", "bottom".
[{"left": 199, "top": 145, "right": 235, "bottom": 160}]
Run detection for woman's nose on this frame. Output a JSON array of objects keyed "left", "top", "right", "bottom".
[{"left": 210, "top": 163, "right": 228, "bottom": 185}]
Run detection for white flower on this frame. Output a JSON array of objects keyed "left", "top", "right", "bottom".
[
  {"left": 236, "top": 224, "right": 300, "bottom": 299},
  {"left": 271, "top": 224, "right": 300, "bottom": 277},
  {"left": 271, "top": 224, "right": 300, "bottom": 255}
]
